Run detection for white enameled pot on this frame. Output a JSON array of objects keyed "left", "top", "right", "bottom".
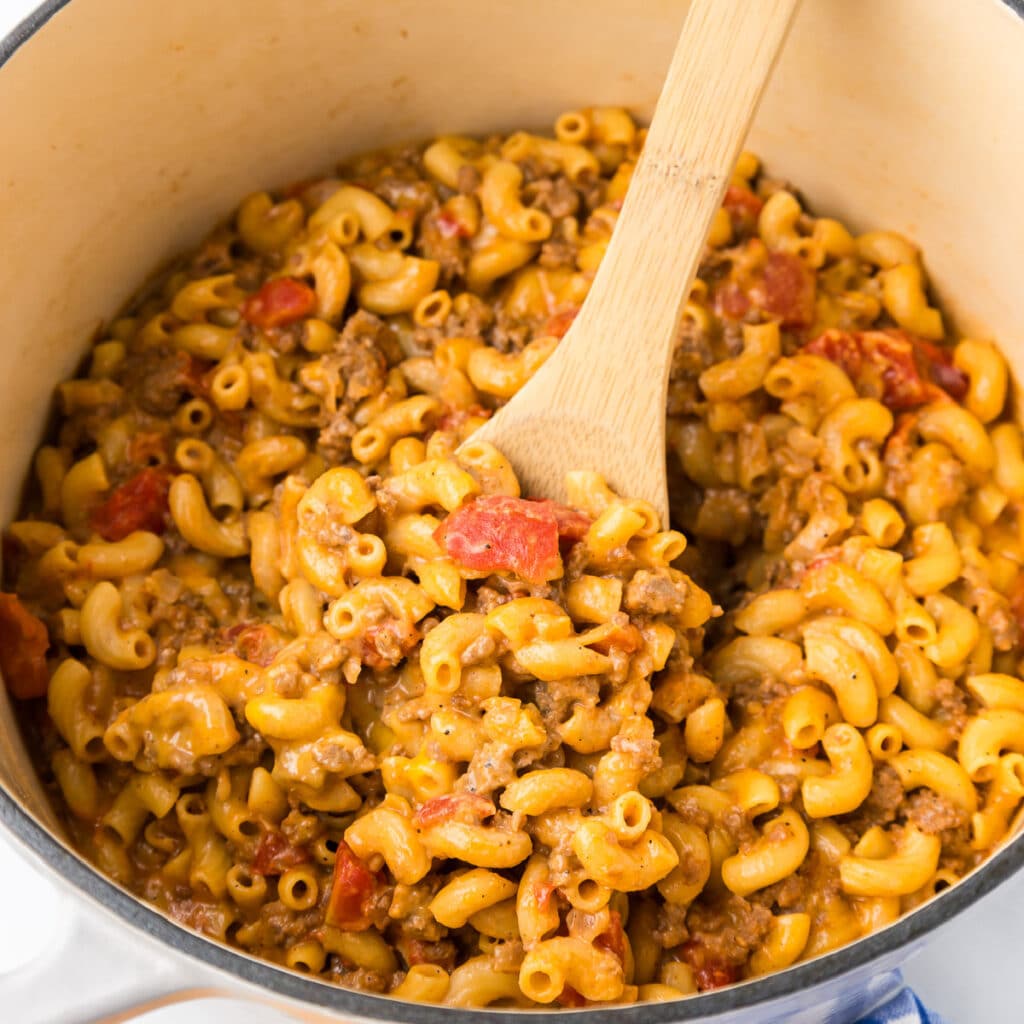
[{"left": 1, "top": 1, "right": 1023, "bottom": 1021}]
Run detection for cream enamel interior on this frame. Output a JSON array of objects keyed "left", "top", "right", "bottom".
[{"left": 0, "top": 0, "right": 1022, "bottom": 978}]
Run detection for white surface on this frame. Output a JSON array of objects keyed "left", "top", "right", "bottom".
[{"left": 1, "top": 0, "right": 1024, "bottom": 1020}]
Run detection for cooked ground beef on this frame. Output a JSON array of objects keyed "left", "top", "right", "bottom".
[
  {"left": 538, "top": 235, "right": 577, "bottom": 270},
  {"left": 654, "top": 903, "right": 690, "bottom": 949},
  {"left": 523, "top": 175, "right": 580, "bottom": 219},
  {"left": 314, "top": 311, "right": 394, "bottom": 462},
  {"left": 905, "top": 790, "right": 969, "bottom": 835},
  {"left": 624, "top": 568, "right": 691, "bottom": 616},
  {"left": 417, "top": 206, "right": 471, "bottom": 281},
  {"left": 840, "top": 764, "right": 904, "bottom": 835},
  {"left": 932, "top": 677, "right": 970, "bottom": 738},
  {"left": 685, "top": 894, "right": 772, "bottom": 966}
]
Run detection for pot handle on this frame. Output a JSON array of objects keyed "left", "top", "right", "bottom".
[{"left": 3, "top": 897, "right": 233, "bottom": 1024}]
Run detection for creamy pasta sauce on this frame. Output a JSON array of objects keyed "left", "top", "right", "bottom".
[{"left": 2, "top": 110, "right": 1023, "bottom": 1006}]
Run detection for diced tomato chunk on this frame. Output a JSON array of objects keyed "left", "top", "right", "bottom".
[
  {"left": 871, "top": 333, "right": 932, "bottom": 409},
  {"left": 241, "top": 277, "right": 317, "bottom": 329},
  {"left": 434, "top": 495, "right": 570, "bottom": 583},
  {"left": 528, "top": 498, "right": 592, "bottom": 542},
  {"left": 804, "top": 328, "right": 864, "bottom": 378},
  {"left": 543, "top": 308, "right": 579, "bottom": 339},
  {"left": 174, "top": 351, "right": 212, "bottom": 398},
  {"left": 89, "top": 467, "right": 173, "bottom": 542},
  {"left": 252, "top": 831, "right": 310, "bottom": 876},
  {"left": 722, "top": 184, "right": 764, "bottom": 234},
  {"left": 752, "top": 251, "right": 816, "bottom": 328},
  {"left": 0, "top": 593, "right": 50, "bottom": 699},
  {"left": 804, "top": 328, "right": 966, "bottom": 411},
  {"left": 224, "top": 623, "right": 285, "bottom": 668},
  {"left": 713, "top": 280, "right": 751, "bottom": 321},
  {"left": 414, "top": 792, "right": 495, "bottom": 829},
  {"left": 678, "top": 939, "right": 740, "bottom": 992},
  {"left": 696, "top": 964, "right": 740, "bottom": 991},
  {"left": 326, "top": 841, "right": 380, "bottom": 929}
]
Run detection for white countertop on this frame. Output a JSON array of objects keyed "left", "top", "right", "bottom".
[{"left": 1, "top": 0, "right": 1022, "bottom": 1020}]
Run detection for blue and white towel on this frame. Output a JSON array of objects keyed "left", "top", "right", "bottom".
[{"left": 859, "top": 988, "right": 949, "bottom": 1024}]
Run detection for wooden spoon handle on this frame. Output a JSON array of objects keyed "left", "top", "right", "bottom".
[
  {"left": 469, "top": 0, "right": 799, "bottom": 519},
  {"left": 527, "top": 0, "right": 800, "bottom": 425}
]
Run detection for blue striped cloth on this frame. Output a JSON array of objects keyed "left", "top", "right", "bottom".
[{"left": 859, "top": 988, "right": 949, "bottom": 1024}]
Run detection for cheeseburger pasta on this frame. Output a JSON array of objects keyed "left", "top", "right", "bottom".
[{"left": 2, "top": 109, "right": 1023, "bottom": 1005}]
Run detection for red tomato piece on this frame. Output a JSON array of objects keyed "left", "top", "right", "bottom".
[
  {"left": 528, "top": 498, "right": 592, "bottom": 542},
  {"left": 870, "top": 331, "right": 932, "bottom": 409},
  {"left": 543, "top": 308, "right": 579, "bottom": 339},
  {"left": 803, "top": 328, "right": 864, "bottom": 380},
  {"left": 678, "top": 939, "right": 741, "bottom": 992},
  {"left": 89, "top": 467, "right": 173, "bottom": 543},
  {"left": 414, "top": 793, "right": 495, "bottom": 829},
  {"left": 224, "top": 623, "right": 285, "bottom": 668},
  {"left": 722, "top": 184, "right": 764, "bottom": 234},
  {"left": 0, "top": 593, "right": 50, "bottom": 699},
  {"left": 712, "top": 280, "right": 751, "bottom": 321},
  {"left": 241, "top": 277, "right": 317, "bottom": 329},
  {"left": 696, "top": 963, "right": 740, "bottom": 991},
  {"left": 434, "top": 495, "right": 566, "bottom": 584},
  {"left": 804, "top": 328, "right": 966, "bottom": 411},
  {"left": 326, "top": 841, "right": 379, "bottom": 929},
  {"left": 174, "top": 351, "right": 212, "bottom": 398},
  {"left": 752, "top": 251, "right": 816, "bottom": 328},
  {"left": 252, "top": 831, "right": 311, "bottom": 876}
]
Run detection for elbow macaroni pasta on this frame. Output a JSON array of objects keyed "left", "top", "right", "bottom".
[{"left": 2, "top": 113, "right": 1023, "bottom": 1007}]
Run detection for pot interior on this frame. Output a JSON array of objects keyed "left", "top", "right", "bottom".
[{"left": 0, "top": 0, "right": 1022, "bottom": 1000}]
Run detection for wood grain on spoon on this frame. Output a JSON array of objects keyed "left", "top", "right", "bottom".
[{"left": 468, "top": 0, "right": 801, "bottom": 525}]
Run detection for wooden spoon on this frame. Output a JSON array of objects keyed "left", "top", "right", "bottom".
[{"left": 468, "top": 0, "right": 800, "bottom": 524}]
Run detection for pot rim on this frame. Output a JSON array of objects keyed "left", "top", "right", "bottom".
[{"left": 2, "top": 0, "right": 1024, "bottom": 1018}]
